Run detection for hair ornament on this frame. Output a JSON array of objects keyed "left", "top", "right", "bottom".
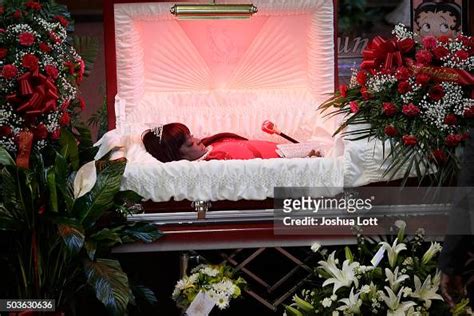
[{"left": 152, "top": 125, "right": 164, "bottom": 143}]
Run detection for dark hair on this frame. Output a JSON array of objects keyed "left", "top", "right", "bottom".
[
  {"left": 142, "top": 123, "right": 190, "bottom": 162},
  {"left": 415, "top": 0, "right": 462, "bottom": 32}
]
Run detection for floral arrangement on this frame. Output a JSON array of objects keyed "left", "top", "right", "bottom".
[
  {"left": 172, "top": 264, "right": 246, "bottom": 311},
  {"left": 320, "top": 24, "right": 474, "bottom": 185},
  {"left": 285, "top": 222, "right": 471, "bottom": 316},
  {"left": 0, "top": 0, "right": 85, "bottom": 168}
]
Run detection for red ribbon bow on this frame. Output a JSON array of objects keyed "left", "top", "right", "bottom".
[
  {"left": 361, "top": 36, "right": 404, "bottom": 72},
  {"left": 8, "top": 69, "right": 59, "bottom": 118}
]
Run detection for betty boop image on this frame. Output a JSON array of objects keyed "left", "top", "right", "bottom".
[{"left": 414, "top": 0, "right": 462, "bottom": 38}]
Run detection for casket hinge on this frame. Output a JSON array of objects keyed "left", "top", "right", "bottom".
[{"left": 191, "top": 200, "right": 211, "bottom": 219}]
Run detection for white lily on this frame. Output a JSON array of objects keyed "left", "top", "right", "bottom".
[
  {"left": 319, "top": 251, "right": 359, "bottom": 294},
  {"left": 311, "top": 242, "right": 321, "bottom": 253},
  {"left": 337, "top": 288, "right": 362, "bottom": 315},
  {"left": 380, "top": 286, "right": 416, "bottom": 316},
  {"left": 421, "top": 242, "right": 442, "bottom": 265},
  {"left": 385, "top": 267, "right": 409, "bottom": 292},
  {"left": 410, "top": 275, "right": 443, "bottom": 308},
  {"left": 406, "top": 307, "right": 422, "bottom": 316},
  {"left": 379, "top": 238, "right": 407, "bottom": 268},
  {"left": 73, "top": 160, "right": 96, "bottom": 198}
]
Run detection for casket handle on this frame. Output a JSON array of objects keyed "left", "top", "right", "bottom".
[{"left": 191, "top": 200, "right": 212, "bottom": 219}]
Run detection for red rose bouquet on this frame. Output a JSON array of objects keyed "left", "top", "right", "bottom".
[
  {"left": 0, "top": 0, "right": 85, "bottom": 168},
  {"left": 321, "top": 24, "right": 474, "bottom": 185}
]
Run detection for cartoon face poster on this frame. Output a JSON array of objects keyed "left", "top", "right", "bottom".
[{"left": 412, "top": 0, "right": 464, "bottom": 39}]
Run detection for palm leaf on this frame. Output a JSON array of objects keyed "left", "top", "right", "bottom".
[
  {"left": 83, "top": 258, "right": 132, "bottom": 316},
  {"left": 131, "top": 285, "right": 158, "bottom": 305},
  {"left": 0, "top": 147, "right": 15, "bottom": 166}
]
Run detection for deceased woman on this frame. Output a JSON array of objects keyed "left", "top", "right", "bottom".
[{"left": 142, "top": 123, "right": 287, "bottom": 162}]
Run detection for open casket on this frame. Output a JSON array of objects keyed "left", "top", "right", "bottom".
[{"left": 102, "top": 0, "right": 449, "bottom": 251}]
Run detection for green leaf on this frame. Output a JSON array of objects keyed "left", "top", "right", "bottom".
[
  {"left": 72, "top": 36, "right": 99, "bottom": 77},
  {"left": 344, "top": 246, "right": 354, "bottom": 263},
  {"left": 121, "top": 223, "right": 162, "bottom": 244},
  {"left": 90, "top": 228, "right": 123, "bottom": 249},
  {"left": 60, "top": 128, "right": 80, "bottom": 170},
  {"left": 83, "top": 258, "right": 132, "bottom": 316},
  {"left": 293, "top": 295, "right": 314, "bottom": 312},
  {"left": 114, "top": 190, "right": 143, "bottom": 204},
  {"left": 84, "top": 240, "right": 97, "bottom": 261},
  {"left": 74, "top": 161, "right": 126, "bottom": 227},
  {"left": 285, "top": 305, "right": 304, "bottom": 316},
  {"left": 58, "top": 223, "right": 85, "bottom": 254},
  {"left": 131, "top": 285, "right": 158, "bottom": 305},
  {"left": 47, "top": 168, "right": 58, "bottom": 212},
  {"left": 0, "top": 147, "right": 15, "bottom": 166}
]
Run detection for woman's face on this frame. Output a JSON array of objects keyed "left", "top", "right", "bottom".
[
  {"left": 417, "top": 11, "right": 458, "bottom": 38},
  {"left": 179, "top": 134, "right": 207, "bottom": 160}
]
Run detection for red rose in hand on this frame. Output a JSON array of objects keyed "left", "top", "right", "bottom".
[
  {"left": 34, "top": 124, "right": 48, "bottom": 140},
  {"left": 455, "top": 50, "right": 469, "bottom": 60},
  {"left": 361, "top": 86, "right": 371, "bottom": 100},
  {"left": 422, "top": 36, "right": 437, "bottom": 49},
  {"left": 464, "top": 106, "right": 474, "bottom": 119},
  {"left": 445, "top": 134, "right": 462, "bottom": 147},
  {"left": 395, "top": 66, "right": 410, "bottom": 81},
  {"left": 402, "top": 135, "right": 417, "bottom": 146},
  {"left": 398, "top": 81, "right": 411, "bottom": 94},
  {"left": 416, "top": 50, "right": 433, "bottom": 65},
  {"left": 0, "top": 125, "right": 13, "bottom": 137},
  {"left": 356, "top": 71, "right": 367, "bottom": 86},
  {"left": 339, "top": 85, "right": 348, "bottom": 98},
  {"left": 19, "top": 32, "right": 35, "bottom": 46},
  {"left": 51, "top": 129, "right": 61, "bottom": 140},
  {"left": 22, "top": 54, "right": 39, "bottom": 70},
  {"left": 54, "top": 15, "right": 69, "bottom": 27},
  {"left": 444, "top": 114, "right": 457, "bottom": 125},
  {"left": 416, "top": 73, "right": 431, "bottom": 86},
  {"left": 25, "top": 1, "right": 42, "bottom": 10},
  {"left": 432, "top": 46, "right": 449, "bottom": 60},
  {"left": 428, "top": 84, "right": 445, "bottom": 101},
  {"left": 45, "top": 65, "right": 59, "bottom": 79},
  {"left": 432, "top": 149, "right": 447, "bottom": 164},
  {"left": 2, "top": 64, "right": 18, "bottom": 79},
  {"left": 349, "top": 101, "right": 359, "bottom": 113},
  {"left": 59, "top": 112, "right": 71, "bottom": 126},
  {"left": 402, "top": 103, "right": 420, "bottom": 117},
  {"left": 384, "top": 125, "right": 398, "bottom": 137},
  {"left": 398, "top": 38, "right": 415, "bottom": 53},
  {"left": 0, "top": 48, "right": 7, "bottom": 59},
  {"left": 383, "top": 102, "right": 398, "bottom": 116},
  {"left": 39, "top": 42, "right": 52, "bottom": 53}
]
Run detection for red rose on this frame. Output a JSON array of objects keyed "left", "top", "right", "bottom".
[
  {"left": 2, "top": 64, "right": 18, "bottom": 79},
  {"left": 384, "top": 125, "right": 398, "bottom": 137},
  {"left": 398, "top": 38, "right": 415, "bottom": 53},
  {"left": 445, "top": 134, "right": 462, "bottom": 147},
  {"left": 64, "top": 61, "right": 75, "bottom": 75},
  {"left": 464, "top": 106, "right": 474, "bottom": 119},
  {"left": 422, "top": 36, "right": 437, "bottom": 49},
  {"left": 54, "top": 15, "right": 69, "bottom": 27},
  {"left": 34, "top": 124, "right": 48, "bottom": 140},
  {"left": 455, "top": 50, "right": 469, "bottom": 60},
  {"left": 349, "top": 101, "right": 359, "bottom": 113},
  {"left": 395, "top": 67, "right": 410, "bottom": 81},
  {"left": 397, "top": 81, "right": 411, "bottom": 94},
  {"left": 432, "top": 46, "right": 449, "bottom": 60},
  {"left": 22, "top": 54, "right": 39, "bottom": 70},
  {"left": 39, "top": 42, "right": 52, "bottom": 53},
  {"left": 431, "top": 149, "right": 447, "bottom": 164},
  {"left": 402, "top": 135, "right": 417, "bottom": 146},
  {"left": 78, "top": 97, "right": 86, "bottom": 110},
  {"left": 49, "top": 32, "right": 61, "bottom": 44},
  {"left": 0, "top": 125, "right": 13, "bottom": 137},
  {"left": 339, "top": 85, "right": 348, "bottom": 98},
  {"left": 59, "top": 112, "right": 71, "bottom": 126},
  {"left": 0, "top": 6, "right": 4, "bottom": 15},
  {"left": 356, "top": 71, "right": 367, "bottom": 86},
  {"left": 44, "top": 65, "right": 59, "bottom": 79},
  {"left": 13, "top": 9, "right": 22, "bottom": 19},
  {"left": 76, "top": 59, "right": 85, "bottom": 84},
  {"left": 428, "top": 84, "right": 445, "bottom": 101},
  {"left": 416, "top": 50, "right": 433, "bottom": 65},
  {"left": 25, "top": 1, "right": 42, "bottom": 10},
  {"left": 444, "top": 114, "right": 457, "bottom": 125},
  {"left": 402, "top": 103, "right": 420, "bottom": 117},
  {"left": 438, "top": 35, "right": 450, "bottom": 43},
  {"left": 383, "top": 102, "right": 398, "bottom": 116},
  {"left": 51, "top": 129, "right": 61, "bottom": 140},
  {"left": 361, "top": 86, "right": 371, "bottom": 100},
  {"left": 416, "top": 73, "right": 430, "bottom": 86},
  {"left": 0, "top": 48, "right": 7, "bottom": 59},
  {"left": 19, "top": 32, "right": 35, "bottom": 46}
]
